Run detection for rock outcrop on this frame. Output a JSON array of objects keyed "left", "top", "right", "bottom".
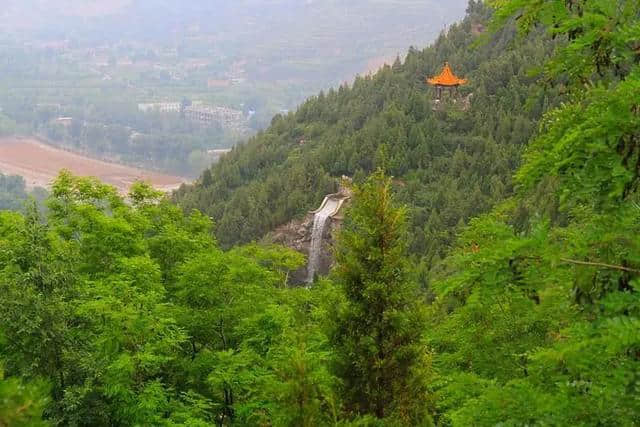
[{"left": 266, "top": 182, "right": 352, "bottom": 285}]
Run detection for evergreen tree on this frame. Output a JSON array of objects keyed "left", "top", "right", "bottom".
[{"left": 332, "top": 170, "right": 432, "bottom": 424}]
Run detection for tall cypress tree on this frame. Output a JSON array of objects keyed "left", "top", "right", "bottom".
[{"left": 332, "top": 170, "right": 432, "bottom": 424}]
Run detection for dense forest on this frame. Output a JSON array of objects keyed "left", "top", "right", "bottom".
[
  {"left": 174, "top": 1, "right": 556, "bottom": 274},
  {"left": 2, "top": 0, "right": 640, "bottom": 425}
]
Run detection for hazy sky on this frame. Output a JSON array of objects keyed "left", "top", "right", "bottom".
[{"left": 2, "top": 0, "right": 467, "bottom": 34}]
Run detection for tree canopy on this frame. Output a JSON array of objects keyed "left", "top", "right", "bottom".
[
  {"left": 175, "top": 0, "right": 556, "bottom": 280},
  {"left": 1, "top": 0, "right": 639, "bottom": 425}
]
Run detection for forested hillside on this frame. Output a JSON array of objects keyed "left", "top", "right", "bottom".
[
  {"left": 2, "top": 0, "right": 639, "bottom": 425},
  {"left": 175, "top": 1, "right": 556, "bottom": 272},
  {"left": 424, "top": 0, "right": 640, "bottom": 422}
]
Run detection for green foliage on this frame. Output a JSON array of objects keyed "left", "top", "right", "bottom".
[
  {"left": 175, "top": 0, "right": 553, "bottom": 276},
  {"left": 517, "top": 72, "right": 640, "bottom": 209},
  {"left": 0, "top": 172, "right": 332, "bottom": 425},
  {"left": 2, "top": 1, "right": 640, "bottom": 425},
  {"left": 430, "top": 203, "right": 640, "bottom": 425},
  {"left": 427, "top": 0, "right": 640, "bottom": 425},
  {"left": 0, "top": 364, "right": 49, "bottom": 427},
  {"left": 490, "top": 0, "right": 640, "bottom": 87},
  {"left": 332, "top": 171, "right": 433, "bottom": 424}
]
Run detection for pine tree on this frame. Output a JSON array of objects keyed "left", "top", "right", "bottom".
[{"left": 331, "top": 170, "right": 432, "bottom": 424}]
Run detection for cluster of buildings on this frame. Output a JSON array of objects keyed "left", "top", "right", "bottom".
[
  {"left": 137, "top": 102, "right": 182, "bottom": 113},
  {"left": 137, "top": 102, "right": 248, "bottom": 131},
  {"left": 184, "top": 105, "right": 245, "bottom": 128}
]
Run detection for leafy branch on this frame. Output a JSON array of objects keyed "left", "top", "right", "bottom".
[{"left": 560, "top": 258, "right": 640, "bottom": 275}]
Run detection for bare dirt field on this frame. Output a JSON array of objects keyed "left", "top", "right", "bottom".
[{"left": 0, "top": 137, "right": 188, "bottom": 193}]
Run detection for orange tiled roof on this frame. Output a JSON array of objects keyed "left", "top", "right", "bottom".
[{"left": 427, "top": 62, "right": 467, "bottom": 86}]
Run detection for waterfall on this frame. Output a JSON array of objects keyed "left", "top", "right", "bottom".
[{"left": 306, "top": 197, "right": 341, "bottom": 284}]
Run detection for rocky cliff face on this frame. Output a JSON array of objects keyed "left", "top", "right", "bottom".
[{"left": 266, "top": 185, "right": 351, "bottom": 285}]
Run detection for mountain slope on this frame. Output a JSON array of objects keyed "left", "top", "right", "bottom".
[{"left": 175, "top": 1, "right": 556, "bottom": 271}]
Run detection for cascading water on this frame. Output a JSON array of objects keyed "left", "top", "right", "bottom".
[{"left": 306, "top": 197, "right": 341, "bottom": 284}]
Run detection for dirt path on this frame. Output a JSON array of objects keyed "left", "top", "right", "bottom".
[{"left": 0, "top": 137, "right": 188, "bottom": 193}]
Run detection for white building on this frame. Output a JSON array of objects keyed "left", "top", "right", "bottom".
[{"left": 138, "top": 102, "right": 182, "bottom": 113}]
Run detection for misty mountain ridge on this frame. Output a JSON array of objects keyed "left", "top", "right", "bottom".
[{"left": 3, "top": 0, "right": 466, "bottom": 50}]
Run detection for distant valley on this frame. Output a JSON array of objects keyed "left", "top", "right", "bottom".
[{"left": 0, "top": 1, "right": 468, "bottom": 178}]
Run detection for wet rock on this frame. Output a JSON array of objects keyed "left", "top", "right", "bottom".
[{"left": 265, "top": 185, "right": 351, "bottom": 285}]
